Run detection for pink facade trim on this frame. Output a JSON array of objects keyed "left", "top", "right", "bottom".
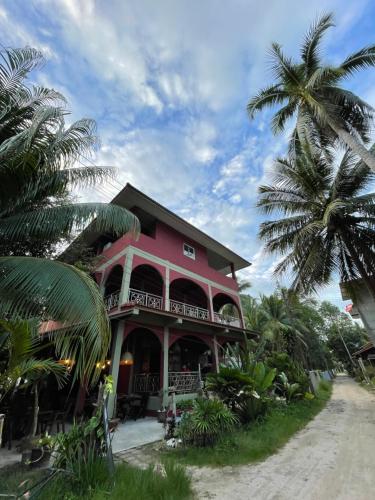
[
  {"left": 131, "top": 255, "right": 166, "bottom": 281},
  {"left": 123, "top": 322, "right": 164, "bottom": 345},
  {"left": 102, "top": 257, "right": 126, "bottom": 285},
  {"left": 99, "top": 223, "right": 239, "bottom": 292}
]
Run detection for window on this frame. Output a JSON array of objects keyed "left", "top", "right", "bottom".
[{"left": 183, "top": 243, "right": 195, "bottom": 260}]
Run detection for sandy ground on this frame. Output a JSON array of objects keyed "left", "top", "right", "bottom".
[{"left": 191, "top": 376, "right": 375, "bottom": 500}]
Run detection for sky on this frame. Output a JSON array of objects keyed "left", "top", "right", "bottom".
[{"left": 2, "top": 0, "right": 375, "bottom": 308}]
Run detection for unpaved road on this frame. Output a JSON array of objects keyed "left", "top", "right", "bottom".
[{"left": 191, "top": 376, "right": 375, "bottom": 500}]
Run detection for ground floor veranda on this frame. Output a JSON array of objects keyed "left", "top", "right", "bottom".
[{"left": 105, "top": 310, "right": 246, "bottom": 417}]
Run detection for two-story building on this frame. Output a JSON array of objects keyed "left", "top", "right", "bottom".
[{"left": 66, "top": 184, "right": 252, "bottom": 417}]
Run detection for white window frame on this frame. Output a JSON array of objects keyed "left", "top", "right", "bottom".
[{"left": 183, "top": 243, "right": 196, "bottom": 260}]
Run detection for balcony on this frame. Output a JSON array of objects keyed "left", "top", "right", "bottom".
[
  {"left": 105, "top": 291, "right": 120, "bottom": 311},
  {"left": 213, "top": 312, "right": 241, "bottom": 328},
  {"left": 105, "top": 290, "right": 243, "bottom": 328},
  {"left": 169, "top": 299, "right": 209, "bottom": 321},
  {"left": 103, "top": 265, "right": 242, "bottom": 328},
  {"left": 128, "top": 288, "right": 163, "bottom": 310}
]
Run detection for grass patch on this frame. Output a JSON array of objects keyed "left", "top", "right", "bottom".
[
  {"left": 167, "top": 383, "right": 332, "bottom": 467},
  {"left": 0, "top": 461, "right": 192, "bottom": 500}
]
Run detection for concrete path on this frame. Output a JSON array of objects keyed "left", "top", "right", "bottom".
[
  {"left": 192, "top": 376, "right": 375, "bottom": 500},
  {"left": 111, "top": 417, "right": 164, "bottom": 453}
]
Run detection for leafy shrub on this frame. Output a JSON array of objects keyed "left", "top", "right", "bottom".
[
  {"left": 277, "top": 372, "right": 302, "bottom": 402},
  {"left": 266, "top": 353, "right": 309, "bottom": 393},
  {"left": 52, "top": 415, "right": 107, "bottom": 494},
  {"left": 206, "top": 363, "right": 276, "bottom": 423},
  {"left": 176, "top": 399, "right": 195, "bottom": 412},
  {"left": 177, "top": 398, "right": 237, "bottom": 447}
]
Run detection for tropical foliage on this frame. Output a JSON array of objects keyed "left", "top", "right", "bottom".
[
  {"left": 0, "top": 47, "right": 140, "bottom": 383},
  {"left": 257, "top": 144, "right": 375, "bottom": 299},
  {"left": 177, "top": 397, "right": 237, "bottom": 446},
  {"left": 247, "top": 13, "right": 375, "bottom": 170}
]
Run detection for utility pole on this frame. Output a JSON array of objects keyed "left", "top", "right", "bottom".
[{"left": 337, "top": 326, "right": 355, "bottom": 367}]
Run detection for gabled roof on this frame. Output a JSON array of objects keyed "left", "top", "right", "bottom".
[{"left": 65, "top": 183, "right": 251, "bottom": 273}]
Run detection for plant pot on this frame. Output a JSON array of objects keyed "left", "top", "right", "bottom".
[{"left": 30, "top": 447, "right": 51, "bottom": 468}]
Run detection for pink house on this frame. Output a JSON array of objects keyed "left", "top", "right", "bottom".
[{"left": 69, "top": 184, "right": 251, "bottom": 416}]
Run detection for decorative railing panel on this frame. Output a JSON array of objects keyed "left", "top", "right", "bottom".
[
  {"left": 168, "top": 371, "right": 200, "bottom": 393},
  {"left": 213, "top": 312, "right": 241, "bottom": 327},
  {"left": 105, "top": 291, "right": 120, "bottom": 311},
  {"left": 133, "top": 373, "right": 160, "bottom": 393},
  {"left": 169, "top": 300, "right": 209, "bottom": 321},
  {"left": 132, "top": 372, "right": 200, "bottom": 394},
  {"left": 127, "top": 288, "right": 163, "bottom": 310}
]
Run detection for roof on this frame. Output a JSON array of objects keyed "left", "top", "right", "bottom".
[
  {"left": 352, "top": 341, "right": 375, "bottom": 357},
  {"left": 66, "top": 183, "right": 251, "bottom": 273}
]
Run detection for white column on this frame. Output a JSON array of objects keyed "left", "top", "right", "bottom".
[
  {"left": 107, "top": 320, "right": 124, "bottom": 418},
  {"left": 213, "top": 335, "right": 219, "bottom": 373},
  {"left": 119, "top": 249, "right": 134, "bottom": 305},
  {"left": 162, "top": 326, "right": 169, "bottom": 408},
  {"left": 165, "top": 266, "right": 170, "bottom": 311},
  {"left": 208, "top": 284, "right": 215, "bottom": 321}
]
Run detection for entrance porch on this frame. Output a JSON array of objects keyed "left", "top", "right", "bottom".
[{"left": 109, "top": 324, "right": 216, "bottom": 417}]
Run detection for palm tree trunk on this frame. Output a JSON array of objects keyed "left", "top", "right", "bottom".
[
  {"left": 328, "top": 120, "right": 375, "bottom": 172},
  {"left": 31, "top": 383, "right": 39, "bottom": 437}
]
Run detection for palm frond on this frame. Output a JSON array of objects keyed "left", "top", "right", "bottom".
[
  {"left": 0, "top": 257, "right": 111, "bottom": 384},
  {"left": 301, "top": 13, "right": 334, "bottom": 73},
  {"left": 247, "top": 84, "right": 287, "bottom": 119},
  {"left": 0, "top": 202, "right": 140, "bottom": 242},
  {"left": 340, "top": 45, "right": 375, "bottom": 77}
]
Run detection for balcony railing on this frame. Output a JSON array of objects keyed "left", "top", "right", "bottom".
[
  {"left": 168, "top": 371, "right": 200, "bottom": 393},
  {"left": 105, "top": 288, "right": 242, "bottom": 328},
  {"left": 127, "top": 288, "right": 163, "bottom": 310},
  {"left": 169, "top": 299, "right": 209, "bottom": 321},
  {"left": 132, "top": 371, "right": 200, "bottom": 394},
  {"left": 213, "top": 312, "right": 241, "bottom": 328},
  {"left": 133, "top": 373, "right": 160, "bottom": 394},
  {"left": 105, "top": 291, "right": 120, "bottom": 311}
]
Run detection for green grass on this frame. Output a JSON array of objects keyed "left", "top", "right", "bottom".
[
  {"left": 167, "top": 383, "right": 332, "bottom": 467},
  {"left": 0, "top": 461, "right": 192, "bottom": 500}
]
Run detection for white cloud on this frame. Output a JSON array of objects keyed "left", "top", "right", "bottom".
[{"left": 3, "top": 0, "right": 374, "bottom": 310}]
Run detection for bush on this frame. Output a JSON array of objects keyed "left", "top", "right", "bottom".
[
  {"left": 206, "top": 363, "right": 276, "bottom": 423},
  {"left": 176, "top": 399, "right": 195, "bottom": 412},
  {"left": 277, "top": 372, "right": 302, "bottom": 402},
  {"left": 52, "top": 415, "right": 106, "bottom": 494},
  {"left": 266, "top": 353, "right": 309, "bottom": 393},
  {"left": 177, "top": 397, "right": 237, "bottom": 447}
]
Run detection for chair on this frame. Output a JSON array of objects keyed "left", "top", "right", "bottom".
[
  {"left": 128, "top": 393, "right": 149, "bottom": 420},
  {"left": 37, "top": 410, "right": 54, "bottom": 435},
  {"left": 53, "top": 402, "right": 72, "bottom": 433}
]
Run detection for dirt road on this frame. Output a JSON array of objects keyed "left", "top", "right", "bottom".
[{"left": 191, "top": 376, "right": 375, "bottom": 500}]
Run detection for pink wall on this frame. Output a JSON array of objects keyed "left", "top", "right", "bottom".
[{"left": 99, "top": 221, "right": 238, "bottom": 292}]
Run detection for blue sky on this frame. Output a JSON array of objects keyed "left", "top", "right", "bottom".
[{"left": 2, "top": 0, "right": 375, "bottom": 308}]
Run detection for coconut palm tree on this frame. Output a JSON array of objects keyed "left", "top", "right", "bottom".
[
  {"left": 258, "top": 294, "right": 306, "bottom": 353},
  {"left": 257, "top": 143, "right": 375, "bottom": 299},
  {"left": 247, "top": 13, "right": 375, "bottom": 171},
  {"left": 0, "top": 47, "right": 140, "bottom": 383}
]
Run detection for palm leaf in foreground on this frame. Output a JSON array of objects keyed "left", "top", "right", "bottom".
[{"left": 0, "top": 258, "right": 111, "bottom": 384}]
